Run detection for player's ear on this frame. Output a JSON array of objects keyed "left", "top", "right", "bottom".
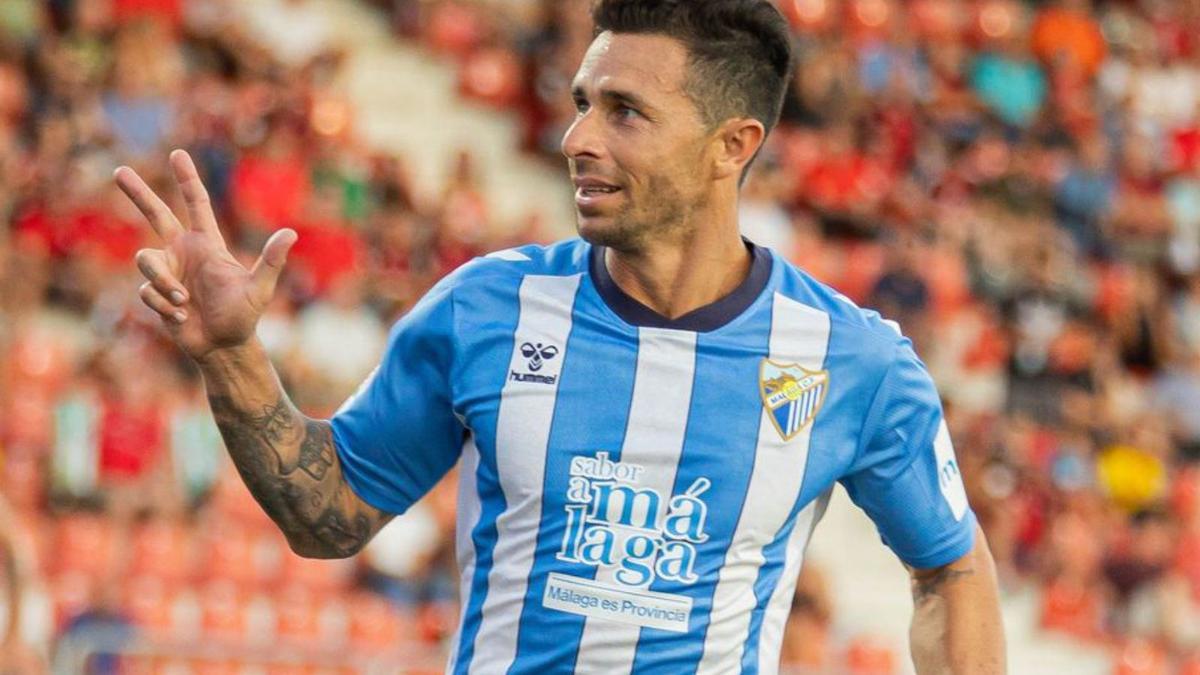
[{"left": 711, "top": 118, "right": 765, "bottom": 182}]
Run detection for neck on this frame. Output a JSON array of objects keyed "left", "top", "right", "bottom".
[{"left": 604, "top": 219, "right": 751, "bottom": 320}]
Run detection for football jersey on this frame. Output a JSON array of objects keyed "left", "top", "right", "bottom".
[{"left": 331, "top": 238, "right": 976, "bottom": 675}]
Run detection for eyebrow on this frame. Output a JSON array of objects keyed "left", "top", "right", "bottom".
[{"left": 572, "top": 84, "right": 657, "bottom": 115}]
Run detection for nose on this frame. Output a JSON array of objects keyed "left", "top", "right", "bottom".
[{"left": 561, "top": 109, "right": 602, "bottom": 162}]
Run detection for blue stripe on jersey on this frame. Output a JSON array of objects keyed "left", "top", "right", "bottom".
[
  {"left": 509, "top": 278, "right": 641, "bottom": 670},
  {"left": 628, "top": 288, "right": 777, "bottom": 673},
  {"left": 451, "top": 273, "right": 526, "bottom": 674}
]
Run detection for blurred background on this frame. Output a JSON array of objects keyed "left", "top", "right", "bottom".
[{"left": 2, "top": 0, "right": 1200, "bottom": 673}]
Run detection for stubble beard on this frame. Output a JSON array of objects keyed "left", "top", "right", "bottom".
[{"left": 577, "top": 175, "right": 693, "bottom": 253}]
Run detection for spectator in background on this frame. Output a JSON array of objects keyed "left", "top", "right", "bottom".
[
  {"left": 1055, "top": 130, "right": 1115, "bottom": 259},
  {"left": 0, "top": 496, "right": 46, "bottom": 674},
  {"left": 972, "top": 31, "right": 1048, "bottom": 131},
  {"left": 1031, "top": 0, "right": 1107, "bottom": 80},
  {"left": 293, "top": 273, "right": 387, "bottom": 410},
  {"left": 1153, "top": 344, "right": 1200, "bottom": 462},
  {"left": 101, "top": 21, "right": 180, "bottom": 160},
  {"left": 869, "top": 228, "right": 931, "bottom": 342},
  {"left": 230, "top": 113, "right": 312, "bottom": 244}
]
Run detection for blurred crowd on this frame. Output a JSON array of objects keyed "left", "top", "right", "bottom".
[
  {"left": 0, "top": 0, "right": 539, "bottom": 672},
  {"left": 5, "top": 0, "right": 1200, "bottom": 673}
]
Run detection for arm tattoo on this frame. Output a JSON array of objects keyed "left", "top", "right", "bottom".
[
  {"left": 912, "top": 567, "right": 976, "bottom": 605},
  {"left": 297, "top": 421, "right": 334, "bottom": 481},
  {"left": 209, "top": 394, "right": 382, "bottom": 558}
]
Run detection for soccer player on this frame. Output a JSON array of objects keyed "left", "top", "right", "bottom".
[{"left": 118, "top": 0, "right": 1005, "bottom": 672}]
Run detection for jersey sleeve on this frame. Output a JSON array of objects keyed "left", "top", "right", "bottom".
[
  {"left": 839, "top": 339, "right": 977, "bottom": 569},
  {"left": 330, "top": 280, "right": 466, "bottom": 515}
]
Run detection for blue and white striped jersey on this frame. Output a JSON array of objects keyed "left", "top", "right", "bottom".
[{"left": 331, "top": 238, "right": 976, "bottom": 674}]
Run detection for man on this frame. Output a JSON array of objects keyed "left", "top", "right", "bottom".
[{"left": 117, "top": 0, "right": 1005, "bottom": 672}]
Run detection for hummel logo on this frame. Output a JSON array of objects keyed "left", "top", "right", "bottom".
[
  {"left": 520, "top": 342, "right": 559, "bottom": 372},
  {"left": 510, "top": 342, "right": 561, "bottom": 386}
]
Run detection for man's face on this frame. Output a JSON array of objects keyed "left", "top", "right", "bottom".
[{"left": 562, "top": 32, "right": 714, "bottom": 251}]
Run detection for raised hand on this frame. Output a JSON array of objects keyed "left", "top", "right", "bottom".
[{"left": 116, "top": 150, "right": 297, "bottom": 361}]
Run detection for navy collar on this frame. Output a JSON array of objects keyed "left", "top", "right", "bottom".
[{"left": 589, "top": 240, "right": 773, "bottom": 333}]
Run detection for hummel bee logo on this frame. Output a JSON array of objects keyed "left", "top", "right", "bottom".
[
  {"left": 520, "top": 342, "right": 559, "bottom": 372},
  {"left": 510, "top": 342, "right": 561, "bottom": 385}
]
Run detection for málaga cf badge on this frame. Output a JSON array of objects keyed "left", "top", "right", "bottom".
[{"left": 759, "top": 360, "right": 830, "bottom": 442}]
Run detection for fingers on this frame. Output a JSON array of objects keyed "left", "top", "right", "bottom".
[
  {"left": 250, "top": 228, "right": 298, "bottom": 304},
  {"left": 139, "top": 282, "right": 188, "bottom": 324},
  {"left": 114, "top": 166, "right": 184, "bottom": 242},
  {"left": 169, "top": 149, "right": 224, "bottom": 241},
  {"left": 135, "top": 248, "right": 189, "bottom": 305}
]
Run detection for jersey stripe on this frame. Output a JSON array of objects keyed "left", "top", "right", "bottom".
[
  {"left": 468, "top": 274, "right": 582, "bottom": 674},
  {"left": 446, "top": 436, "right": 482, "bottom": 674},
  {"left": 752, "top": 489, "right": 832, "bottom": 673},
  {"left": 696, "top": 294, "right": 831, "bottom": 673},
  {"left": 572, "top": 328, "right": 699, "bottom": 674},
  {"left": 509, "top": 285, "right": 641, "bottom": 669}
]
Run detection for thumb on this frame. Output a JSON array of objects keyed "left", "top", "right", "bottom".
[{"left": 250, "top": 228, "right": 298, "bottom": 303}]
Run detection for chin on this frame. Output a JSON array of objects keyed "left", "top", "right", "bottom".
[{"left": 576, "top": 215, "right": 640, "bottom": 251}]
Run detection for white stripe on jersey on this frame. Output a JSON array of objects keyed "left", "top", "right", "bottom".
[
  {"left": 696, "top": 294, "right": 831, "bottom": 674},
  {"left": 572, "top": 328, "right": 698, "bottom": 674},
  {"left": 469, "top": 275, "right": 581, "bottom": 675},
  {"left": 446, "top": 436, "right": 482, "bottom": 675},
  {"left": 756, "top": 488, "right": 832, "bottom": 672}
]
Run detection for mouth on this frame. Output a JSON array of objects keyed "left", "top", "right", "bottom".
[
  {"left": 573, "top": 178, "right": 623, "bottom": 211},
  {"left": 577, "top": 185, "right": 621, "bottom": 197}
]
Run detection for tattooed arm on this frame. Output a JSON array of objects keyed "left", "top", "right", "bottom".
[
  {"left": 907, "top": 525, "right": 1005, "bottom": 674},
  {"left": 199, "top": 340, "right": 393, "bottom": 559},
  {"left": 115, "top": 152, "right": 392, "bottom": 559}
]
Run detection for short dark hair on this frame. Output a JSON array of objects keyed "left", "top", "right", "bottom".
[{"left": 592, "top": 0, "right": 794, "bottom": 136}]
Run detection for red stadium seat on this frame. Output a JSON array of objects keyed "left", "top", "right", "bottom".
[
  {"left": 123, "top": 575, "right": 176, "bottom": 637},
  {"left": 1040, "top": 577, "right": 1105, "bottom": 641},
  {"left": 129, "top": 517, "right": 195, "bottom": 583},
  {"left": 274, "top": 584, "right": 321, "bottom": 644},
  {"left": 347, "top": 592, "right": 415, "bottom": 652},
  {"left": 280, "top": 548, "right": 355, "bottom": 593},
  {"left": 199, "top": 580, "right": 251, "bottom": 643},
  {"left": 197, "top": 518, "right": 285, "bottom": 588},
  {"left": 49, "top": 570, "right": 95, "bottom": 629},
  {"left": 51, "top": 513, "right": 117, "bottom": 578},
  {"left": 843, "top": 634, "right": 897, "bottom": 675}
]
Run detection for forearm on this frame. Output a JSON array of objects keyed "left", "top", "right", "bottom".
[
  {"left": 909, "top": 526, "right": 1006, "bottom": 675},
  {"left": 198, "top": 340, "right": 386, "bottom": 558}
]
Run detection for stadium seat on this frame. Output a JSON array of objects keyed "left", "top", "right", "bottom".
[
  {"left": 347, "top": 591, "right": 415, "bottom": 652},
  {"left": 51, "top": 513, "right": 117, "bottom": 578},
  {"left": 199, "top": 580, "right": 250, "bottom": 642},
  {"left": 123, "top": 575, "right": 176, "bottom": 637},
  {"left": 129, "top": 517, "right": 195, "bottom": 583},
  {"left": 280, "top": 548, "right": 355, "bottom": 593},
  {"left": 843, "top": 634, "right": 897, "bottom": 675}
]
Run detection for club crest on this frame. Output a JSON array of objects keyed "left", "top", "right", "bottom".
[{"left": 759, "top": 360, "right": 830, "bottom": 441}]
